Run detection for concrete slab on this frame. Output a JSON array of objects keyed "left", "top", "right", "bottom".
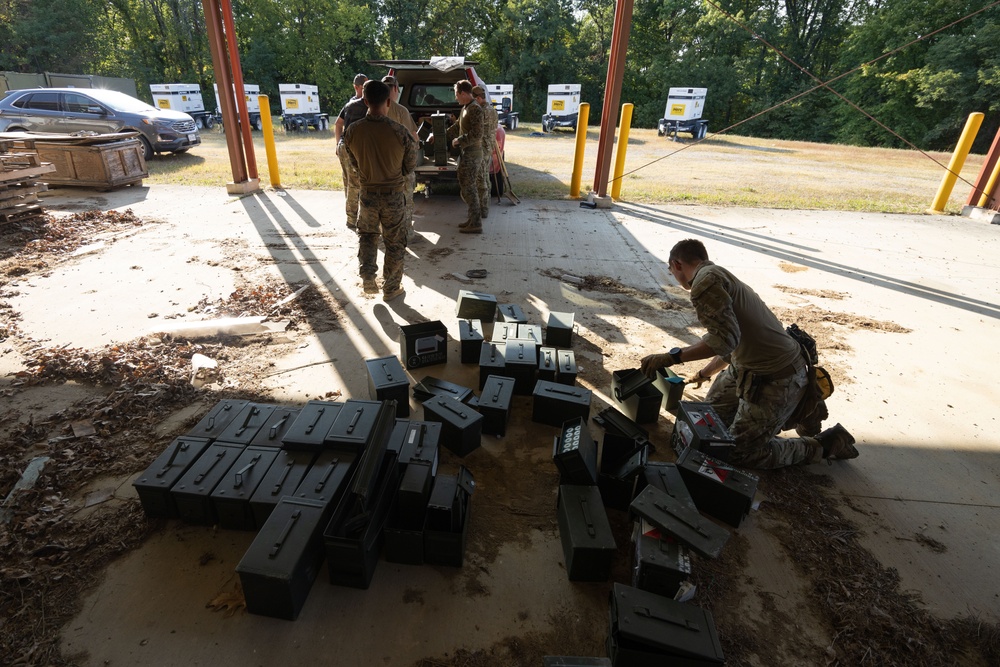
[{"left": 19, "top": 185, "right": 999, "bottom": 662}]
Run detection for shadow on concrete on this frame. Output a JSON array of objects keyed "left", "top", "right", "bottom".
[
  {"left": 40, "top": 185, "right": 150, "bottom": 212},
  {"left": 621, "top": 202, "right": 1000, "bottom": 320}
]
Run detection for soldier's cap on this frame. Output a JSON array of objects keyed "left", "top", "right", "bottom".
[
  {"left": 471, "top": 85, "right": 486, "bottom": 97},
  {"left": 353, "top": 73, "right": 368, "bottom": 85},
  {"left": 381, "top": 75, "right": 398, "bottom": 87}
]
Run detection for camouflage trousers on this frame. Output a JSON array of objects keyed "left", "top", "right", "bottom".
[
  {"left": 405, "top": 171, "right": 415, "bottom": 226},
  {"left": 357, "top": 190, "right": 407, "bottom": 293},
  {"left": 337, "top": 142, "right": 361, "bottom": 228},
  {"left": 705, "top": 363, "right": 821, "bottom": 469},
  {"left": 479, "top": 150, "right": 493, "bottom": 215},
  {"left": 458, "top": 149, "right": 483, "bottom": 226}
]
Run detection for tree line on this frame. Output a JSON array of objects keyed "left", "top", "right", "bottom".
[{"left": 2, "top": 0, "right": 998, "bottom": 151}]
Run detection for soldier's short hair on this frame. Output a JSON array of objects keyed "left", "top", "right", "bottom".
[
  {"left": 471, "top": 85, "right": 485, "bottom": 98},
  {"left": 362, "top": 80, "right": 391, "bottom": 107},
  {"left": 669, "top": 239, "right": 709, "bottom": 264},
  {"left": 454, "top": 80, "right": 474, "bottom": 95}
]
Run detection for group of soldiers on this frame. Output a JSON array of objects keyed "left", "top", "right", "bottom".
[{"left": 335, "top": 73, "right": 501, "bottom": 302}]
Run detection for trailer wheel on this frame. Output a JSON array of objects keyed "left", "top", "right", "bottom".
[
  {"left": 195, "top": 117, "right": 204, "bottom": 130},
  {"left": 510, "top": 116, "right": 518, "bottom": 131},
  {"left": 204, "top": 116, "right": 215, "bottom": 130},
  {"left": 697, "top": 123, "right": 707, "bottom": 140},
  {"left": 254, "top": 116, "right": 263, "bottom": 131}
]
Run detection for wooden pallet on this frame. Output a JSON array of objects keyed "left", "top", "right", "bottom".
[
  {"left": 0, "top": 182, "right": 47, "bottom": 203},
  {"left": 0, "top": 152, "right": 42, "bottom": 170},
  {"left": 0, "top": 162, "right": 56, "bottom": 186},
  {"left": 0, "top": 201, "right": 44, "bottom": 224}
]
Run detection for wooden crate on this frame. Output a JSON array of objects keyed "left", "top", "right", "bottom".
[{"left": 33, "top": 137, "right": 147, "bottom": 190}]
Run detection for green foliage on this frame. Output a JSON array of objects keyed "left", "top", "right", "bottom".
[{"left": 0, "top": 0, "right": 996, "bottom": 150}]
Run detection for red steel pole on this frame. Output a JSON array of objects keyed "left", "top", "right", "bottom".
[{"left": 592, "top": 0, "right": 634, "bottom": 197}]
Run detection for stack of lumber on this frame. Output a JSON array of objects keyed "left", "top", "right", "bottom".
[{"left": 0, "top": 138, "right": 55, "bottom": 228}]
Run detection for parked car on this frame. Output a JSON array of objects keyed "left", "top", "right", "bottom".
[
  {"left": 368, "top": 58, "right": 490, "bottom": 193},
  {"left": 0, "top": 87, "right": 200, "bottom": 160}
]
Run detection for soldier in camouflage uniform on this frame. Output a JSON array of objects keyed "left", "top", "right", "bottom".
[
  {"left": 442, "top": 80, "right": 485, "bottom": 233},
  {"left": 382, "top": 75, "right": 419, "bottom": 237},
  {"left": 640, "top": 239, "right": 858, "bottom": 469},
  {"left": 473, "top": 86, "right": 499, "bottom": 219},
  {"left": 343, "top": 80, "right": 417, "bottom": 302},
  {"left": 335, "top": 73, "right": 369, "bottom": 230}
]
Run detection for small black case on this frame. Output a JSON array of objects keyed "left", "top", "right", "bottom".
[
  {"left": 545, "top": 311, "right": 575, "bottom": 348},
  {"left": 366, "top": 356, "right": 410, "bottom": 417},
  {"left": 552, "top": 417, "right": 598, "bottom": 485},
  {"left": 186, "top": 399, "right": 250, "bottom": 440},
  {"left": 133, "top": 436, "right": 211, "bottom": 518},
  {"left": 479, "top": 374, "right": 516, "bottom": 436},
  {"left": 478, "top": 341, "right": 506, "bottom": 389},
  {"left": 422, "top": 394, "right": 484, "bottom": 457},
  {"left": 210, "top": 445, "right": 280, "bottom": 530},
  {"left": 237, "top": 497, "right": 327, "bottom": 620},
  {"left": 556, "top": 484, "right": 617, "bottom": 581},
  {"left": 532, "top": 379, "right": 591, "bottom": 427},
  {"left": 281, "top": 401, "right": 344, "bottom": 452},
  {"left": 458, "top": 319, "right": 484, "bottom": 363}
]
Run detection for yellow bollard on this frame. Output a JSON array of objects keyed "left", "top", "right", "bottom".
[
  {"left": 976, "top": 157, "right": 1000, "bottom": 209},
  {"left": 258, "top": 95, "right": 281, "bottom": 188},
  {"left": 929, "top": 112, "right": 983, "bottom": 213},
  {"left": 611, "top": 103, "right": 634, "bottom": 201},
  {"left": 570, "top": 103, "right": 590, "bottom": 198}
]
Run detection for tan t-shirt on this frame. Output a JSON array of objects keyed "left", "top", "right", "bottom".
[{"left": 386, "top": 100, "right": 417, "bottom": 137}]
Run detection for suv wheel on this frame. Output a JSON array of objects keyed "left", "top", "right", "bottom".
[{"left": 138, "top": 136, "right": 153, "bottom": 161}]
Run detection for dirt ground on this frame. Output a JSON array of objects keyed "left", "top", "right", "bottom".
[{"left": 2, "top": 186, "right": 999, "bottom": 666}]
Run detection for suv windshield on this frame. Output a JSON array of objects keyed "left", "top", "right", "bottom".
[{"left": 85, "top": 89, "right": 159, "bottom": 113}]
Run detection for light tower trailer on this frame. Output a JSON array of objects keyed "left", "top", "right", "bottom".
[
  {"left": 151, "top": 84, "right": 215, "bottom": 129},
  {"left": 279, "top": 83, "right": 329, "bottom": 131},
  {"left": 212, "top": 83, "right": 263, "bottom": 130},
  {"left": 657, "top": 87, "right": 708, "bottom": 140},
  {"left": 486, "top": 84, "right": 519, "bottom": 131},
  {"left": 541, "top": 84, "right": 581, "bottom": 132}
]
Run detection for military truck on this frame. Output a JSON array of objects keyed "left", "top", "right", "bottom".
[{"left": 369, "top": 57, "right": 491, "bottom": 194}]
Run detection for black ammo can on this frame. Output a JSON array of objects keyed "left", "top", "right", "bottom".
[
  {"left": 556, "top": 484, "right": 616, "bottom": 581},
  {"left": 133, "top": 436, "right": 211, "bottom": 518},
  {"left": 237, "top": 497, "right": 328, "bottom": 621}
]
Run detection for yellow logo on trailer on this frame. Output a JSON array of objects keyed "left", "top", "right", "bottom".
[
  {"left": 552, "top": 100, "right": 565, "bottom": 111},
  {"left": 669, "top": 103, "right": 686, "bottom": 117},
  {"left": 286, "top": 98, "right": 299, "bottom": 109},
  {"left": 157, "top": 99, "right": 170, "bottom": 109}
]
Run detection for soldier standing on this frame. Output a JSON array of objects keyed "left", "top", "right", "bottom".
[
  {"left": 343, "top": 80, "right": 417, "bottom": 302},
  {"left": 381, "top": 75, "right": 419, "bottom": 238},
  {"left": 472, "top": 85, "right": 499, "bottom": 220},
  {"left": 334, "top": 73, "right": 368, "bottom": 230},
  {"left": 437, "top": 80, "right": 484, "bottom": 233}
]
